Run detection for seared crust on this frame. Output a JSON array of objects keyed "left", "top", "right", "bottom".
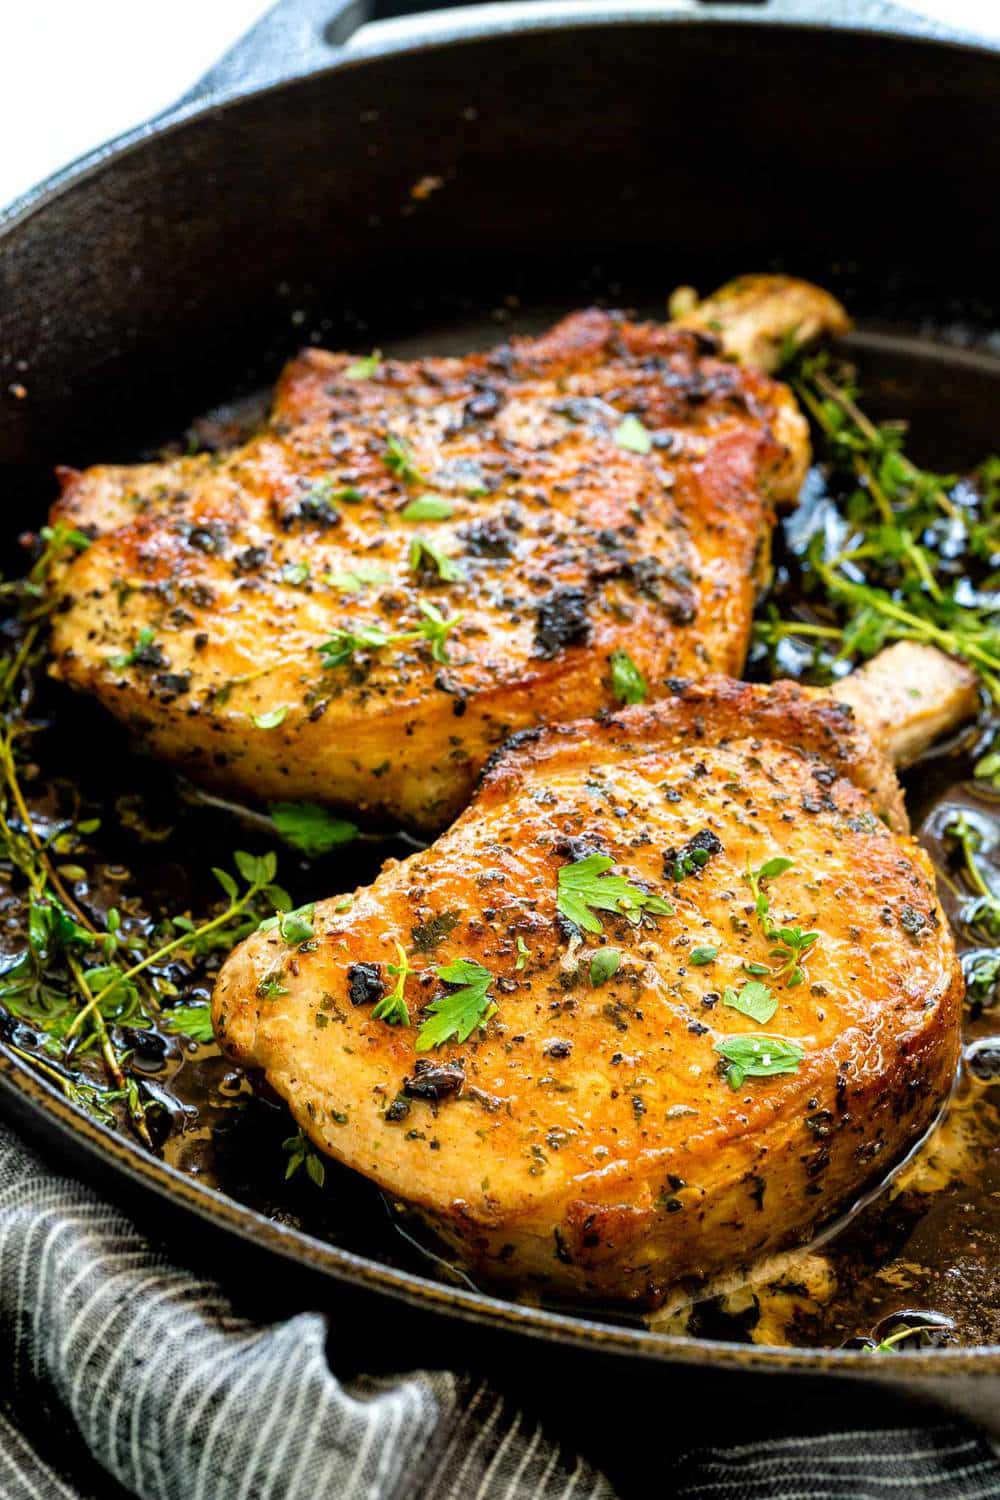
[
  {"left": 47, "top": 313, "right": 805, "bottom": 830},
  {"left": 213, "top": 681, "right": 962, "bottom": 1304}
]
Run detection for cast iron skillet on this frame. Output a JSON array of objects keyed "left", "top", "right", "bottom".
[{"left": 2, "top": 0, "right": 1000, "bottom": 1430}]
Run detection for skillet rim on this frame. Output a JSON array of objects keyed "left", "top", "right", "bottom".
[{"left": 1, "top": 3, "right": 999, "bottom": 1375}]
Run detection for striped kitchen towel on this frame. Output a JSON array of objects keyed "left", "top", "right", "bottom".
[{"left": 0, "top": 1118, "right": 998, "bottom": 1500}]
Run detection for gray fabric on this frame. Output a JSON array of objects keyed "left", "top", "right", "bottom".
[{"left": 0, "top": 1117, "right": 998, "bottom": 1500}]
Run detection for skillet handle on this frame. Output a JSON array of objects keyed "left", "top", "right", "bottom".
[
  {"left": 181, "top": 0, "right": 975, "bottom": 105},
  {"left": 179, "top": 0, "right": 769, "bottom": 101}
]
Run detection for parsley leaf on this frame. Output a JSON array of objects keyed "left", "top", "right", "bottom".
[
  {"left": 613, "top": 415, "right": 653, "bottom": 455},
  {"left": 281, "top": 561, "right": 310, "bottom": 587},
  {"left": 252, "top": 706, "right": 288, "bottom": 730},
  {"left": 282, "top": 1127, "right": 326, "bottom": 1186},
  {"left": 715, "top": 1033, "right": 804, "bottom": 1090},
  {"left": 270, "top": 801, "right": 358, "bottom": 857},
  {"left": 557, "top": 853, "right": 672, "bottom": 935},
  {"left": 413, "top": 600, "right": 462, "bottom": 662},
  {"left": 318, "top": 624, "right": 397, "bottom": 669},
  {"left": 722, "top": 979, "right": 777, "bottom": 1024},
  {"left": 259, "top": 903, "right": 315, "bottom": 945},
  {"left": 689, "top": 944, "right": 718, "bottom": 966},
  {"left": 745, "top": 856, "right": 819, "bottom": 985},
  {"left": 372, "top": 942, "right": 412, "bottom": 1026},
  {"left": 400, "top": 495, "right": 455, "bottom": 521},
  {"left": 161, "top": 1003, "right": 215, "bottom": 1044},
  {"left": 409, "top": 535, "right": 464, "bottom": 582},
  {"left": 384, "top": 433, "right": 424, "bottom": 485},
  {"left": 345, "top": 349, "right": 381, "bottom": 379},
  {"left": 416, "top": 958, "right": 496, "bottom": 1050},
  {"left": 325, "top": 562, "right": 391, "bottom": 593},
  {"left": 109, "top": 625, "right": 157, "bottom": 671},
  {"left": 589, "top": 948, "right": 621, "bottom": 987},
  {"left": 609, "top": 650, "right": 647, "bottom": 705}
]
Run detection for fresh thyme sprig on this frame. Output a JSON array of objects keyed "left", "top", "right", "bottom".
[
  {"left": 0, "top": 526, "right": 293, "bottom": 1145},
  {"left": 755, "top": 352, "right": 1000, "bottom": 706},
  {"left": 744, "top": 856, "right": 819, "bottom": 987},
  {"left": 944, "top": 813, "right": 1000, "bottom": 940}
]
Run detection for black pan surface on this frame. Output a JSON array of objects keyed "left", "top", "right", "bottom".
[{"left": 1, "top": 0, "right": 999, "bottom": 1418}]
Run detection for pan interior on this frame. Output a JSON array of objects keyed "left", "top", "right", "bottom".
[{"left": 1, "top": 269, "right": 997, "bottom": 1354}]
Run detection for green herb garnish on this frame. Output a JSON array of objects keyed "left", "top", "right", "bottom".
[
  {"left": 384, "top": 433, "right": 424, "bottom": 486},
  {"left": 557, "top": 853, "right": 672, "bottom": 935},
  {"left": 252, "top": 706, "right": 288, "bottom": 730},
  {"left": 400, "top": 495, "right": 455, "bottom": 522},
  {"left": 416, "top": 958, "right": 496, "bottom": 1050},
  {"left": 412, "top": 600, "right": 463, "bottom": 662},
  {"left": 745, "top": 855, "right": 819, "bottom": 986},
  {"left": 515, "top": 935, "right": 531, "bottom": 970},
  {"left": 258, "top": 902, "right": 316, "bottom": 945},
  {"left": 270, "top": 801, "right": 358, "bottom": 857},
  {"left": 161, "top": 1003, "right": 215, "bottom": 1044},
  {"left": 756, "top": 353, "right": 1000, "bottom": 705},
  {"left": 609, "top": 650, "right": 647, "bottom": 705},
  {"left": 282, "top": 1127, "right": 326, "bottom": 1187},
  {"left": 715, "top": 1033, "right": 804, "bottom": 1090},
  {"left": 325, "top": 562, "right": 391, "bottom": 593},
  {"left": 109, "top": 625, "right": 156, "bottom": 671},
  {"left": 689, "top": 945, "right": 718, "bottom": 966},
  {"left": 372, "top": 942, "right": 412, "bottom": 1026},
  {"left": 945, "top": 813, "right": 1000, "bottom": 939},
  {"left": 345, "top": 349, "right": 381, "bottom": 379},
  {"left": 281, "top": 561, "right": 310, "bottom": 587},
  {"left": 722, "top": 979, "right": 778, "bottom": 1024},
  {"left": 613, "top": 415, "right": 653, "bottom": 455},
  {"left": 409, "top": 535, "right": 464, "bottom": 582},
  {"left": 589, "top": 948, "right": 621, "bottom": 987}
]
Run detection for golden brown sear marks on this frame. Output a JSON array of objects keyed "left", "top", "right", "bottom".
[
  {"left": 212, "top": 677, "right": 963, "bottom": 1305},
  {"left": 47, "top": 309, "right": 810, "bottom": 830}
]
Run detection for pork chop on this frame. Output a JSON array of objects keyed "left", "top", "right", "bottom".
[
  {"left": 212, "top": 643, "right": 973, "bottom": 1304},
  {"left": 46, "top": 277, "right": 847, "bottom": 831}
]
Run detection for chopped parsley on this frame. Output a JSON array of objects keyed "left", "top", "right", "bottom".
[
  {"left": 756, "top": 352, "right": 1000, "bottom": 707},
  {"left": 609, "top": 650, "right": 647, "bottom": 705},
  {"left": 282, "top": 1128, "right": 326, "bottom": 1187},
  {"left": 412, "top": 600, "right": 463, "bottom": 662},
  {"left": 270, "top": 801, "right": 358, "bottom": 857},
  {"left": 944, "top": 812, "right": 1000, "bottom": 939},
  {"left": 515, "top": 935, "right": 531, "bottom": 971},
  {"left": 109, "top": 625, "right": 157, "bottom": 671},
  {"left": 271, "top": 903, "right": 316, "bottom": 945},
  {"left": 715, "top": 1033, "right": 804, "bottom": 1090},
  {"left": 161, "top": 1003, "right": 215, "bottom": 1044},
  {"left": 589, "top": 948, "right": 621, "bottom": 987},
  {"left": 318, "top": 624, "right": 398, "bottom": 669},
  {"left": 400, "top": 495, "right": 455, "bottom": 522},
  {"left": 251, "top": 705, "right": 288, "bottom": 730},
  {"left": 345, "top": 349, "right": 381, "bottom": 379},
  {"left": 325, "top": 562, "right": 391, "bottom": 593},
  {"left": 557, "top": 852, "right": 672, "bottom": 935},
  {"left": 257, "top": 971, "right": 289, "bottom": 1000},
  {"left": 384, "top": 433, "right": 424, "bottom": 485},
  {"left": 372, "top": 942, "right": 412, "bottom": 1026},
  {"left": 613, "top": 414, "right": 653, "bottom": 455},
  {"left": 721, "top": 979, "right": 777, "bottom": 1025},
  {"left": 318, "top": 601, "right": 462, "bottom": 669},
  {"left": 416, "top": 958, "right": 496, "bottom": 1051},
  {"left": 745, "top": 855, "right": 819, "bottom": 986},
  {"left": 409, "top": 535, "right": 464, "bottom": 582},
  {"left": 281, "top": 561, "right": 310, "bottom": 587},
  {"left": 664, "top": 829, "right": 723, "bottom": 883},
  {"left": 689, "top": 945, "right": 718, "bottom": 966}
]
